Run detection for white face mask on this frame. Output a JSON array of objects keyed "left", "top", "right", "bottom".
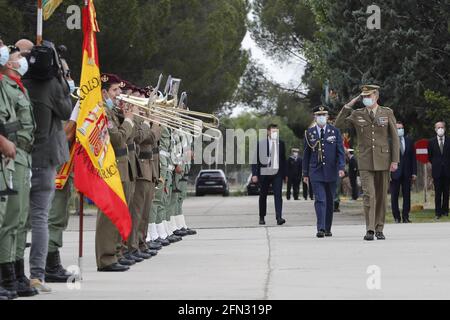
[
  {"left": 316, "top": 115, "right": 328, "bottom": 127},
  {"left": 437, "top": 128, "right": 445, "bottom": 137},
  {"left": 397, "top": 128, "right": 405, "bottom": 137},
  {"left": 270, "top": 131, "right": 279, "bottom": 140},
  {"left": 293, "top": 152, "right": 299, "bottom": 158},
  {"left": 10, "top": 57, "right": 29, "bottom": 76},
  {"left": 363, "top": 97, "right": 374, "bottom": 107},
  {"left": 0, "top": 45, "right": 9, "bottom": 66}
]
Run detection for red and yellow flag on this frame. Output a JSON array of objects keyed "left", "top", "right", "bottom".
[
  {"left": 74, "top": 0, "right": 131, "bottom": 240},
  {"left": 43, "top": 0, "right": 63, "bottom": 20}
]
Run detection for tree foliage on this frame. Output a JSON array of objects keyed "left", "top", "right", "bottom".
[{"left": 0, "top": 0, "right": 249, "bottom": 113}]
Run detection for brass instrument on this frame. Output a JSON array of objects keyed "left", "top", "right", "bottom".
[{"left": 116, "top": 94, "right": 222, "bottom": 140}]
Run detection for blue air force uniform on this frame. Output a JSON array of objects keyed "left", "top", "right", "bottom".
[{"left": 303, "top": 106, "right": 345, "bottom": 234}]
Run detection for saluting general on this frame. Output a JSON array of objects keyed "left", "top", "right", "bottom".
[
  {"left": 336, "top": 85, "right": 400, "bottom": 241},
  {"left": 303, "top": 106, "right": 345, "bottom": 238}
]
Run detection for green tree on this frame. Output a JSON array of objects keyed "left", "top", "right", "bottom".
[{"left": 3, "top": 0, "right": 249, "bottom": 113}]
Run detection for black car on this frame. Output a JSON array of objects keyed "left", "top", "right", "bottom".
[
  {"left": 195, "top": 170, "right": 230, "bottom": 197},
  {"left": 246, "top": 174, "right": 273, "bottom": 196}
]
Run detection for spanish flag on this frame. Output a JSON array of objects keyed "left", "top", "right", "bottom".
[
  {"left": 73, "top": 0, "right": 131, "bottom": 240},
  {"left": 43, "top": 0, "right": 63, "bottom": 20}
]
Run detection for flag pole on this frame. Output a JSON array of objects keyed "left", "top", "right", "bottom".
[
  {"left": 78, "top": 192, "right": 84, "bottom": 280},
  {"left": 37, "top": 0, "right": 43, "bottom": 45}
]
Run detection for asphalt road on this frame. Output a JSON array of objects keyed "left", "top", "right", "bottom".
[{"left": 24, "top": 196, "right": 450, "bottom": 300}]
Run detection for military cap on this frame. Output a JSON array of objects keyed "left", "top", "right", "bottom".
[
  {"left": 313, "top": 105, "right": 330, "bottom": 115},
  {"left": 360, "top": 84, "right": 380, "bottom": 96},
  {"left": 101, "top": 73, "right": 122, "bottom": 85},
  {"left": 291, "top": 148, "right": 300, "bottom": 152}
]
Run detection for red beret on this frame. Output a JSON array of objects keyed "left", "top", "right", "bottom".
[{"left": 101, "top": 73, "right": 122, "bottom": 85}]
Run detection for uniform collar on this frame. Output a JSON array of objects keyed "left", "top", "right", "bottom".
[{"left": 6, "top": 74, "right": 26, "bottom": 94}]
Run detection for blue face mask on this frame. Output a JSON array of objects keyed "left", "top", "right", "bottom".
[
  {"left": 105, "top": 98, "right": 114, "bottom": 110},
  {"left": 363, "top": 98, "right": 374, "bottom": 107},
  {"left": 0, "top": 45, "right": 9, "bottom": 66},
  {"left": 397, "top": 128, "right": 405, "bottom": 137},
  {"left": 316, "top": 115, "right": 328, "bottom": 126},
  {"left": 67, "top": 80, "right": 76, "bottom": 94}
]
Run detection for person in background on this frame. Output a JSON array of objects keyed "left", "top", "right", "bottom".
[
  {"left": 428, "top": 121, "right": 450, "bottom": 220},
  {"left": 286, "top": 148, "right": 302, "bottom": 201},
  {"left": 390, "top": 122, "right": 417, "bottom": 223},
  {"left": 347, "top": 149, "right": 359, "bottom": 201}
]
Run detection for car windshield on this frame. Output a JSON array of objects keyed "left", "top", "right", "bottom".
[{"left": 200, "top": 172, "right": 223, "bottom": 178}]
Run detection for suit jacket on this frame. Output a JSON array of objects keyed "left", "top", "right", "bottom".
[
  {"left": 252, "top": 138, "right": 287, "bottom": 178},
  {"left": 428, "top": 135, "right": 450, "bottom": 179},
  {"left": 391, "top": 136, "right": 417, "bottom": 180},
  {"left": 302, "top": 124, "right": 345, "bottom": 183},
  {"left": 335, "top": 105, "right": 400, "bottom": 171},
  {"left": 287, "top": 156, "right": 302, "bottom": 180}
]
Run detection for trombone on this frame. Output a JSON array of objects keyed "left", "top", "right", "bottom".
[{"left": 117, "top": 94, "right": 222, "bottom": 140}]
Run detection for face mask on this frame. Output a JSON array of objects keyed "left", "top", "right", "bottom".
[
  {"left": 397, "top": 128, "right": 404, "bottom": 137},
  {"left": 0, "top": 45, "right": 9, "bottom": 66},
  {"left": 10, "top": 57, "right": 29, "bottom": 76},
  {"left": 437, "top": 128, "right": 445, "bottom": 137},
  {"left": 270, "top": 131, "right": 278, "bottom": 140},
  {"left": 363, "top": 98, "right": 374, "bottom": 107},
  {"left": 293, "top": 152, "right": 299, "bottom": 158},
  {"left": 105, "top": 98, "right": 114, "bottom": 110},
  {"left": 316, "top": 116, "right": 328, "bottom": 126},
  {"left": 67, "top": 80, "right": 76, "bottom": 94}
]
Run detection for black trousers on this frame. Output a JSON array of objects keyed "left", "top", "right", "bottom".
[
  {"left": 434, "top": 176, "right": 450, "bottom": 216},
  {"left": 349, "top": 174, "right": 358, "bottom": 200},
  {"left": 287, "top": 177, "right": 300, "bottom": 200},
  {"left": 259, "top": 174, "right": 283, "bottom": 220},
  {"left": 390, "top": 177, "right": 412, "bottom": 220},
  {"left": 303, "top": 181, "right": 314, "bottom": 200}
]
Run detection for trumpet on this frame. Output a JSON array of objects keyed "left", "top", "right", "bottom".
[{"left": 117, "top": 94, "right": 222, "bottom": 140}]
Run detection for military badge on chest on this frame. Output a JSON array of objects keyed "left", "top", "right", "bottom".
[{"left": 377, "top": 116, "right": 389, "bottom": 127}]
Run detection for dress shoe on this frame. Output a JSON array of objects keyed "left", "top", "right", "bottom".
[
  {"left": 325, "top": 232, "right": 333, "bottom": 237},
  {"left": 118, "top": 257, "right": 136, "bottom": 266},
  {"left": 173, "top": 229, "right": 188, "bottom": 237},
  {"left": 132, "top": 251, "right": 152, "bottom": 260},
  {"left": 375, "top": 232, "right": 386, "bottom": 240},
  {"left": 394, "top": 218, "right": 402, "bottom": 223},
  {"left": 277, "top": 218, "right": 286, "bottom": 226},
  {"left": 364, "top": 231, "right": 375, "bottom": 241},
  {"left": 182, "top": 228, "right": 197, "bottom": 235},
  {"left": 167, "top": 234, "right": 182, "bottom": 243},
  {"left": 154, "top": 238, "right": 170, "bottom": 246},
  {"left": 402, "top": 218, "right": 412, "bottom": 223},
  {"left": 316, "top": 230, "right": 325, "bottom": 238},
  {"left": 14, "top": 259, "right": 39, "bottom": 297},
  {"left": 97, "top": 263, "right": 129, "bottom": 272},
  {"left": 142, "top": 249, "right": 158, "bottom": 256},
  {"left": 147, "top": 241, "right": 163, "bottom": 250},
  {"left": 45, "top": 251, "right": 74, "bottom": 283},
  {"left": 259, "top": 219, "right": 266, "bottom": 225},
  {"left": 124, "top": 253, "right": 144, "bottom": 263}
]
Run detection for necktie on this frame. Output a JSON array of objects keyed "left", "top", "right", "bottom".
[
  {"left": 271, "top": 140, "right": 278, "bottom": 170},
  {"left": 440, "top": 137, "right": 444, "bottom": 154},
  {"left": 370, "top": 110, "right": 375, "bottom": 121}
]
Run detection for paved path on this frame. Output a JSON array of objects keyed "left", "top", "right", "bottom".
[{"left": 25, "top": 196, "right": 450, "bottom": 300}]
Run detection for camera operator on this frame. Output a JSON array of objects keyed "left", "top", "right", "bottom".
[{"left": 17, "top": 39, "right": 73, "bottom": 293}]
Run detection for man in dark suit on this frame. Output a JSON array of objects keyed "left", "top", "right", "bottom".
[
  {"left": 347, "top": 149, "right": 359, "bottom": 200},
  {"left": 390, "top": 122, "right": 417, "bottom": 223},
  {"left": 303, "top": 106, "right": 346, "bottom": 238},
  {"left": 252, "top": 124, "right": 287, "bottom": 226},
  {"left": 428, "top": 121, "right": 450, "bottom": 219},
  {"left": 287, "top": 148, "right": 302, "bottom": 200}
]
